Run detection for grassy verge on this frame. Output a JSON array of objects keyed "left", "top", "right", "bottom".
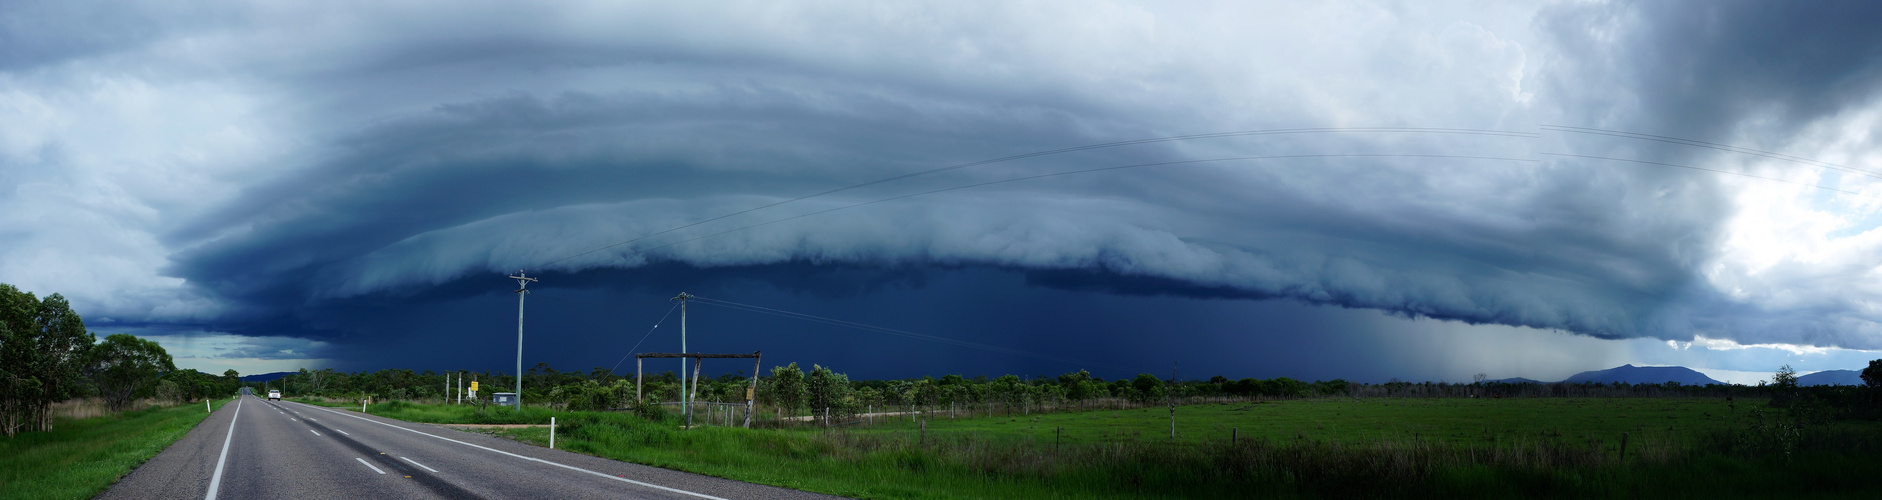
[
  {"left": 275, "top": 398, "right": 1882, "bottom": 498},
  {"left": 0, "top": 398, "right": 232, "bottom": 500}
]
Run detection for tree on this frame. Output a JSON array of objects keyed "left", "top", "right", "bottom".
[
  {"left": 88, "top": 334, "right": 176, "bottom": 411},
  {"left": 804, "top": 364, "right": 852, "bottom": 424},
  {"left": 0, "top": 287, "right": 95, "bottom": 435},
  {"left": 769, "top": 363, "right": 806, "bottom": 415},
  {"left": 1771, "top": 364, "right": 1800, "bottom": 407},
  {"left": 1131, "top": 373, "right": 1165, "bottom": 404},
  {"left": 1862, "top": 359, "right": 1882, "bottom": 389}
]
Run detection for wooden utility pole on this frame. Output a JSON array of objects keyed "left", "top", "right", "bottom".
[{"left": 509, "top": 271, "right": 537, "bottom": 411}]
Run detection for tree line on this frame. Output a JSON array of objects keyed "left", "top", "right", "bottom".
[
  {"left": 2, "top": 284, "right": 242, "bottom": 436},
  {"left": 269, "top": 358, "right": 1356, "bottom": 420},
  {"left": 271, "top": 358, "right": 1882, "bottom": 425}
]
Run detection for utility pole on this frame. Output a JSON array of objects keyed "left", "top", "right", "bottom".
[
  {"left": 510, "top": 270, "right": 537, "bottom": 411},
  {"left": 672, "top": 292, "right": 693, "bottom": 426}
]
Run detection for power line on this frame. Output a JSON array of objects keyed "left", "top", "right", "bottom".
[
  {"left": 688, "top": 295, "right": 1143, "bottom": 372},
  {"left": 533, "top": 127, "right": 1534, "bottom": 270},
  {"left": 604, "top": 154, "right": 1536, "bottom": 261},
  {"left": 1540, "top": 124, "right": 1882, "bottom": 181},
  {"left": 1542, "top": 152, "right": 1881, "bottom": 200},
  {"left": 607, "top": 302, "right": 681, "bottom": 374}
]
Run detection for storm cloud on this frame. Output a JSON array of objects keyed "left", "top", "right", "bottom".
[{"left": 5, "top": 1, "right": 1882, "bottom": 378}]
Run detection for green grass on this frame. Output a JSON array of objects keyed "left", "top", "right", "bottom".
[
  {"left": 0, "top": 398, "right": 232, "bottom": 500},
  {"left": 844, "top": 398, "right": 1758, "bottom": 449},
  {"left": 280, "top": 398, "right": 1882, "bottom": 498}
]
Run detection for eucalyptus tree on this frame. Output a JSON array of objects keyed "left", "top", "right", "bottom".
[
  {"left": 87, "top": 334, "right": 176, "bottom": 411},
  {"left": 0, "top": 286, "right": 94, "bottom": 434}
]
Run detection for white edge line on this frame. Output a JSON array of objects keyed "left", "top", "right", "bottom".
[
  {"left": 204, "top": 396, "right": 241, "bottom": 500},
  {"left": 400, "top": 456, "right": 440, "bottom": 473},
  {"left": 355, "top": 457, "right": 386, "bottom": 475},
  {"left": 310, "top": 429, "right": 321, "bottom": 436},
  {"left": 291, "top": 402, "right": 726, "bottom": 500}
]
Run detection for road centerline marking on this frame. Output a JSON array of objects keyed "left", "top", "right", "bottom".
[
  {"left": 291, "top": 402, "right": 727, "bottom": 500},
  {"left": 355, "top": 457, "right": 387, "bottom": 475},
  {"left": 400, "top": 456, "right": 440, "bottom": 473},
  {"left": 310, "top": 429, "right": 321, "bottom": 436}
]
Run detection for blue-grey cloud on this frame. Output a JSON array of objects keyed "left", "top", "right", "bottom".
[{"left": 5, "top": 1, "right": 1882, "bottom": 380}]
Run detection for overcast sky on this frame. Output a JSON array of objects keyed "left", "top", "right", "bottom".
[{"left": 5, "top": 0, "right": 1882, "bottom": 383}]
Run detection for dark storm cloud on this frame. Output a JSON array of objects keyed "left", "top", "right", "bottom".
[
  {"left": 1543, "top": 0, "right": 1882, "bottom": 141},
  {"left": 8, "top": 1, "right": 1882, "bottom": 379},
  {"left": 149, "top": 1, "right": 1856, "bottom": 350}
]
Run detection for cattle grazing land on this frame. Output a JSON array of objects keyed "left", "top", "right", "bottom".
[{"left": 286, "top": 377, "right": 1882, "bottom": 499}]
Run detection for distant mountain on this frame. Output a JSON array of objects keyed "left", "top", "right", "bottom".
[
  {"left": 1490, "top": 377, "right": 1545, "bottom": 384},
  {"left": 1798, "top": 369, "right": 1864, "bottom": 386},
  {"left": 1562, "top": 364, "right": 1721, "bottom": 385},
  {"left": 240, "top": 371, "right": 296, "bottom": 383}
]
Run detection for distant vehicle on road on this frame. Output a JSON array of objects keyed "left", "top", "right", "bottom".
[{"left": 267, "top": 390, "right": 281, "bottom": 400}]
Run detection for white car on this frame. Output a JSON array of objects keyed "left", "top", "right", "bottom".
[{"left": 268, "top": 390, "right": 281, "bottom": 401}]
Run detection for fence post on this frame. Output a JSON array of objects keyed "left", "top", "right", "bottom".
[
  {"left": 1620, "top": 432, "right": 1629, "bottom": 462},
  {"left": 1232, "top": 427, "right": 1238, "bottom": 446},
  {"left": 920, "top": 419, "right": 926, "bottom": 446}
]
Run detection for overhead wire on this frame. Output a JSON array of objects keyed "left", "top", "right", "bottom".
[
  {"left": 1541, "top": 124, "right": 1882, "bottom": 181},
  {"left": 1541, "top": 152, "right": 1880, "bottom": 200},
  {"left": 607, "top": 302, "right": 682, "bottom": 374}
]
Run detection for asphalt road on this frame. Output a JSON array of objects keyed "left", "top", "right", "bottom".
[{"left": 99, "top": 390, "right": 845, "bottom": 499}]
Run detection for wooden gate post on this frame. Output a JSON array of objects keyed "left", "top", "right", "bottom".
[{"left": 743, "top": 351, "right": 761, "bottom": 428}]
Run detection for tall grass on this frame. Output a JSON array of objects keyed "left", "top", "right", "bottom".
[
  {"left": 0, "top": 399, "right": 229, "bottom": 500},
  {"left": 506, "top": 416, "right": 1881, "bottom": 499},
  {"left": 291, "top": 398, "right": 1882, "bottom": 498}
]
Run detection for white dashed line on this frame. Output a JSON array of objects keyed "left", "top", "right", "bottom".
[
  {"left": 310, "top": 430, "right": 321, "bottom": 436},
  {"left": 400, "top": 456, "right": 439, "bottom": 473},
  {"left": 355, "top": 457, "right": 386, "bottom": 474},
  {"left": 336, "top": 429, "right": 350, "bottom": 436}
]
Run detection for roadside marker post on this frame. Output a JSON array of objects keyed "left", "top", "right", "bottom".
[{"left": 550, "top": 417, "right": 556, "bottom": 449}]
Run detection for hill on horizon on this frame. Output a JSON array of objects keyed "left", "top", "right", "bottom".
[
  {"left": 1798, "top": 369, "right": 1864, "bottom": 386},
  {"left": 1562, "top": 364, "right": 1722, "bottom": 385},
  {"left": 240, "top": 371, "right": 296, "bottom": 383}
]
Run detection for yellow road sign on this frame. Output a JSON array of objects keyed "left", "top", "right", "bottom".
[{"left": 470, "top": 381, "right": 479, "bottom": 392}]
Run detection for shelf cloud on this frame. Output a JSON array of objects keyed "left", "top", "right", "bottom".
[{"left": 5, "top": 1, "right": 1881, "bottom": 377}]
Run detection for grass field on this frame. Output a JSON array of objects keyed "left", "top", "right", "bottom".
[
  {"left": 0, "top": 399, "right": 231, "bottom": 500},
  {"left": 841, "top": 398, "right": 1751, "bottom": 450},
  {"left": 295, "top": 396, "right": 1882, "bottom": 498}
]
